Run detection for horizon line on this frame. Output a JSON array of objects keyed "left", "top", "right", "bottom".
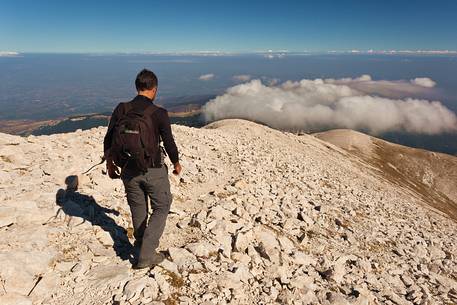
[{"left": 2, "top": 49, "right": 457, "bottom": 57}]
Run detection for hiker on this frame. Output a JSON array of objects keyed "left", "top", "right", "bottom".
[{"left": 103, "top": 69, "right": 182, "bottom": 269}]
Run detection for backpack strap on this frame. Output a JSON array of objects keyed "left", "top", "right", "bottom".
[{"left": 122, "top": 102, "right": 133, "bottom": 114}]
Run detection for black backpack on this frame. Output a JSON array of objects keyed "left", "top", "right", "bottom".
[{"left": 109, "top": 102, "right": 159, "bottom": 173}]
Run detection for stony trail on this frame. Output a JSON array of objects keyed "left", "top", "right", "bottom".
[{"left": 0, "top": 119, "right": 456, "bottom": 305}]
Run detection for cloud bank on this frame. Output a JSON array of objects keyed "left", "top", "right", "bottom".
[
  {"left": 202, "top": 76, "right": 457, "bottom": 135},
  {"left": 324, "top": 75, "right": 437, "bottom": 99},
  {"left": 199, "top": 73, "right": 215, "bottom": 81}
]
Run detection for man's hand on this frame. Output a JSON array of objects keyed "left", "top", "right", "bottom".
[
  {"left": 172, "top": 162, "right": 182, "bottom": 175},
  {"left": 106, "top": 158, "right": 121, "bottom": 179}
]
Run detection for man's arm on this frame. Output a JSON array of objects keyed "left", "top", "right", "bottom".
[{"left": 157, "top": 108, "right": 181, "bottom": 174}]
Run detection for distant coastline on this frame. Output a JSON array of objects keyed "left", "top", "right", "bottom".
[
  {"left": 0, "top": 108, "right": 205, "bottom": 136},
  {"left": 0, "top": 96, "right": 208, "bottom": 136}
]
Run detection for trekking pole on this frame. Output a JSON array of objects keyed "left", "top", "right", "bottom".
[{"left": 81, "top": 156, "right": 106, "bottom": 175}]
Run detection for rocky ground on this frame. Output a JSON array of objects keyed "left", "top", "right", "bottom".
[
  {"left": 314, "top": 129, "right": 457, "bottom": 221},
  {"left": 0, "top": 119, "right": 456, "bottom": 305}
]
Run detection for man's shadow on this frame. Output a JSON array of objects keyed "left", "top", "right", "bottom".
[{"left": 55, "top": 175, "right": 133, "bottom": 262}]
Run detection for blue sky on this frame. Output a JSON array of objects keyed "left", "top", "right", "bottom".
[{"left": 1, "top": 0, "right": 457, "bottom": 53}]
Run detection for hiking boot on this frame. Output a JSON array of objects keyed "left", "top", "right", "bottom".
[{"left": 132, "top": 251, "right": 165, "bottom": 269}]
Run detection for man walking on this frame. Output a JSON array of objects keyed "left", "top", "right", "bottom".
[{"left": 103, "top": 69, "right": 182, "bottom": 269}]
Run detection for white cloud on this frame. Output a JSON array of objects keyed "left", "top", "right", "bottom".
[
  {"left": 0, "top": 51, "right": 19, "bottom": 57},
  {"left": 325, "top": 75, "right": 437, "bottom": 98},
  {"left": 233, "top": 74, "right": 251, "bottom": 82},
  {"left": 199, "top": 73, "right": 215, "bottom": 81},
  {"left": 326, "top": 50, "right": 457, "bottom": 55},
  {"left": 264, "top": 53, "right": 286, "bottom": 59},
  {"left": 262, "top": 50, "right": 287, "bottom": 59},
  {"left": 411, "top": 77, "right": 436, "bottom": 88},
  {"left": 202, "top": 76, "right": 457, "bottom": 135}
]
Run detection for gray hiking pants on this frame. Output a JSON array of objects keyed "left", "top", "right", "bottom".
[{"left": 121, "top": 164, "right": 172, "bottom": 262}]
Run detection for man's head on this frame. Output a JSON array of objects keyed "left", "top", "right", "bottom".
[{"left": 135, "top": 69, "right": 158, "bottom": 100}]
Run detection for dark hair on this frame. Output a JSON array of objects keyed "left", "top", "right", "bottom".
[{"left": 135, "top": 69, "right": 158, "bottom": 91}]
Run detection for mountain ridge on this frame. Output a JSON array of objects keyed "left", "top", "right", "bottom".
[
  {"left": 314, "top": 129, "right": 457, "bottom": 221},
  {"left": 0, "top": 119, "right": 456, "bottom": 305}
]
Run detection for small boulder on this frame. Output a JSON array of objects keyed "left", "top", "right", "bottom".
[
  {"left": 186, "top": 241, "right": 218, "bottom": 257},
  {"left": 292, "top": 251, "right": 316, "bottom": 266},
  {"left": 123, "top": 278, "right": 148, "bottom": 300},
  {"left": 168, "top": 247, "right": 202, "bottom": 271}
]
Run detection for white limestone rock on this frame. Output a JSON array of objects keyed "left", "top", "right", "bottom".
[
  {"left": 0, "top": 293, "right": 33, "bottom": 305},
  {"left": 292, "top": 251, "right": 316, "bottom": 266},
  {"left": 86, "top": 264, "right": 130, "bottom": 286},
  {"left": 216, "top": 271, "right": 244, "bottom": 290},
  {"left": 123, "top": 278, "right": 148, "bottom": 300},
  {"left": 168, "top": 247, "right": 202, "bottom": 271},
  {"left": 0, "top": 206, "right": 16, "bottom": 227},
  {"left": 0, "top": 249, "right": 56, "bottom": 296},
  {"left": 186, "top": 241, "right": 219, "bottom": 257},
  {"left": 233, "top": 230, "right": 254, "bottom": 252}
]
